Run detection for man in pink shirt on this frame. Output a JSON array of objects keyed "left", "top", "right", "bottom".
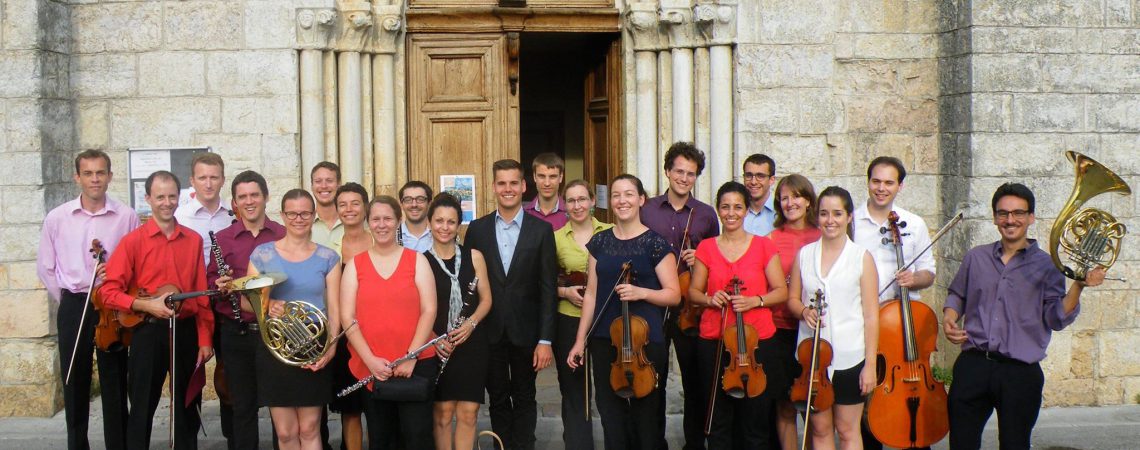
[{"left": 37, "top": 149, "right": 139, "bottom": 450}]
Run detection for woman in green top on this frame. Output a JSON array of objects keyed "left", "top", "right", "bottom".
[{"left": 552, "top": 179, "right": 613, "bottom": 449}]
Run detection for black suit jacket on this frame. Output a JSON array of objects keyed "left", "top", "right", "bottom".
[{"left": 465, "top": 210, "right": 558, "bottom": 347}]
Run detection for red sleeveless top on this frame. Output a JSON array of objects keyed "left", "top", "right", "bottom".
[{"left": 348, "top": 248, "right": 436, "bottom": 384}]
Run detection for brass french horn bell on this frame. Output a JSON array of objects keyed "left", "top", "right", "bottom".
[
  {"left": 1048, "top": 151, "right": 1131, "bottom": 282},
  {"left": 230, "top": 273, "right": 336, "bottom": 366}
]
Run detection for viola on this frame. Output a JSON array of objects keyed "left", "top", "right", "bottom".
[
  {"left": 790, "top": 289, "right": 834, "bottom": 449},
  {"left": 608, "top": 262, "right": 657, "bottom": 399},
  {"left": 720, "top": 275, "right": 766, "bottom": 399},
  {"left": 865, "top": 211, "right": 949, "bottom": 448},
  {"left": 676, "top": 214, "right": 702, "bottom": 336},
  {"left": 91, "top": 240, "right": 132, "bottom": 352}
]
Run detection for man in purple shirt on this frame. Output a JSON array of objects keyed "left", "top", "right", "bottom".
[
  {"left": 37, "top": 149, "right": 139, "bottom": 450},
  {"left": 943, "top": 183, "right": 1105, "bottom": 450},
  {"left": 640, "top": 142, "right": 719, "bottom": 450},
  {"left": 523, "top": 152, "right": 568, "bottom": 230},
  {"left": 209, "top": 170, "right": 286, "bottom": 449}
]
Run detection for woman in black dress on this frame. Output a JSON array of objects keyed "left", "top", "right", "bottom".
[{"left": 424, "top": 193, "right": 493, "bottom": 450}]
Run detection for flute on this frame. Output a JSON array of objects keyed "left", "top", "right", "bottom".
[{"left": 337, "top": 332, "right": 450, "bottom": 398}]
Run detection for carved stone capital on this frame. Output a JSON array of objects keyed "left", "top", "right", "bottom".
[
  {"left": 371, "top": 3, "right": 405, "bottom": 55},
  {"left": 335, "top": 0, "right": 374, "bottom": 53},
  {"left": 660, "top": 6, "right": 697, "bottom": 49},
  {"left": 625, "top": 2, "right": 665, "bottom": 52},
  {"left": 694, "top": 1, "right": 737, "bottom": 46},
  {"left": 296, "top": 8, "right": 336, "bottom": 49}
]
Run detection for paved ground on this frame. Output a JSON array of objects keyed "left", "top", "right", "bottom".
[{"left": 3, "top": 369, "right": 1139, "bottom": 449}]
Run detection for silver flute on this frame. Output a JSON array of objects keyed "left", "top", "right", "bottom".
[
  {"left": 337, "top": 331, "right": 451, "bottom": 398},
  {"left": 437, "top": 277, "right": 478, "bottom": 384}
]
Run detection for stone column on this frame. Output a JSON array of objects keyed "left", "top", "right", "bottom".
[
  {"left": 372, "top": 3, "right": 403, "bottom": 196},
  {"left": 297, "top": 8, "right": 336, "bottom": 190},
  {"left": 626, "top": 3, "right": 663, "bottom": 189},
  {"left": 335, "top": 1, "right": 374, "bottom": 184},
  {"left": 662, "top": 5, "right": 695, "bottom": 143},
  {"left": 696, "top": 1, "right": 736, "bottom": 193}
]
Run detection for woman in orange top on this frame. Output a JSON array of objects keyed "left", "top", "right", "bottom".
[
  {"left": 340, "top": 195, "right": 438, "bottom": 449},
  {"left": 766, "top": 174, "right": 821, "bottom": 450},
  {"left": 689, "top": 181, "right": 788, "bottom": 448}
]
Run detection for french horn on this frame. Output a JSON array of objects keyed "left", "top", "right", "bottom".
[
  {"left": 1049, "top": 151, "right": 1131, "bottom": 281},
  {"left": 230, "top": 273, "right": 335, "bottom": 367}
]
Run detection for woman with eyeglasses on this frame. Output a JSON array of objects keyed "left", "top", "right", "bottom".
[
  {"left": 341, "top": 195, "right": 438, "bottom": 449},
  {"left": 247, "top": 189, "right": 342, "bottom": 450},
  {"left": 786, "top": 186, "right": 879, "bottom": 450},
  {"left": 329, "top": 182, "right": 371, "bottom": 450}
]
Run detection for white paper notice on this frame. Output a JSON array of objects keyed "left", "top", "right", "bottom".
[
  {"left": 130, "top": 150, "right": 171, "bottom": 179},
  {"left": 595, "top": 184, "right": 608, "bottom": 209},
  {"left": 133, "top": 181, "right": 150, "bottom": 215}
]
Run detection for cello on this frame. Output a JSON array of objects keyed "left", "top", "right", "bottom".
[
  {"left": 90, "top": 239, "right": 132, "bottom": 352},
  {"left": 790, "top": 289, "right": 834, "bottom": 450},
  {"left": 608, "top": 262, "right": 658, "bottom": 399},
  {"left": 720, "top": 275, "right": 766, "bottom": 399},
  {"left": 865, "top": 211, "right": 949, "bottom": 448}
]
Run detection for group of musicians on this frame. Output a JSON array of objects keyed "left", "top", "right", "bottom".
[{"left": 38, "top": 143, "right": 1106, "bottom": 450}]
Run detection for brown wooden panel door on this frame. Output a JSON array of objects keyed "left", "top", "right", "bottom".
[
  {"left": 583, "top": 38, "right": 622, "bottom": 222},
  {"left": 408, "top": 33, "right": 518, "bottom": 222}
]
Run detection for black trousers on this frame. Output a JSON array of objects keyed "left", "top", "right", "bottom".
[
  {"left": 126, "top": 318, "right": 200, "bottom": 450},
  {"left": 589, "top": 338, "right": 668, "bottom": 450},
  {"left": 948, "top": 351, "right": 1044, "bottom": 450},
  {"left": 218, "top": 318, "right": 261, "bottom": 449},
  {"left": 58, "top": 290, "right": 129, "bottom": 450},
  {"left": 486, "top": 338, "right": 539, "bottom": 450},
  {"left": 696, "top": 337, "right": 783, "bottom": 450},
  {"left": 363, "top": 358, "right": 439, "bottom": 450},
  {"left": 552, "top": 313, "right": 594, "bottom": 449},
  {"left": 658, "top": 315, "right": 706, "bottom": 450}
]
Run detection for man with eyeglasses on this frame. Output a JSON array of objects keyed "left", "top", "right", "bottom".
[
  {"left": 741, "top": 153, "right": 778, "bottom": 237},
  {"left": 398, "top": 180, "right": 434, "bottom": 252},
  {"left": 640, "top": 141, "right": 719, "bottom": 450},
  {"left": 852, "top": 156, "right": 936, "bottom": 450},
  {"left": 943, "top": 182, "right": 1105, "bottom": 450}
]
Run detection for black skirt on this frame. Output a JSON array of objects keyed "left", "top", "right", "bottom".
[
  {"left": 329, "top": 338, "right": 366, "bottom": 413},
  {"left": 255, "top": 341, "right": 333, "bottom": 407},
  {"left": 434, "top": 325, "right": 489, "bottom": 403}
]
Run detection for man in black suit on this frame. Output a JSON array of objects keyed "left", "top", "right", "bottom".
[{"left": 465, "top": 159, "right": 558, "bottom": 450}]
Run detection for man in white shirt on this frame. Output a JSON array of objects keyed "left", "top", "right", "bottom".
[
  {"left": 175, "top": 152, "right": 232, "bottom": 262},
  {"left": 851, "top": 156, "right": 936, "bottom": 450},
  {"left": 741, "top": 153, "right": 778, "bottom": 236},
  {"left": 398, "top": 180, "right": 434, "bottom": 252}
]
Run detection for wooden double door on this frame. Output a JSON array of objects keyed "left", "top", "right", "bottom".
[{"left": 408, "top": 32, "right": 623, "bottom": 222}]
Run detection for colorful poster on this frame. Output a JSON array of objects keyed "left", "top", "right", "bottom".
[{"left": 440, "top": 174, "right": 476, "bottom": 224}]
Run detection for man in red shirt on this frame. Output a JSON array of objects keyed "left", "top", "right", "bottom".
[{"left": 100, "top": 170, "right": 214, "bottom": 449}]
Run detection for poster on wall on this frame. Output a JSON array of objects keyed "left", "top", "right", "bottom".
[
  {"left": 440, "top": 174, "right": 476, "bottom": 224},
  {"left": 127, "top": 147, "right": 211, "bottom": 216}
]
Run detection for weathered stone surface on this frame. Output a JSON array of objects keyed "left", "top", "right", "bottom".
[
  {"left": 1124, "top": 377, "right": 1140, "bottom": 405},
  {"left": 1071, "top": 290, "right": 1134, "bottom": 331},
  {"left": 1099, "top": 133, "right": 1140, "bottom": 174},
  {"left": 895, "top": 174, "right": 938, "bottom": 217},
  {"left": 1041, "top": 328, "right": 1074, "bottom": 378},
  {"left": 845, "top": 96, "right": 937, "bottom": 133},
  {"left": 0, "top": 187, "right": 45, "bottom": 225},
  {"left": 0, "top": 153, "right": 43, "bottom": 187},
  {"left": 260, "top": 134, "right": 300, "bottom": 178},
  {"left": 1012, "top": 94, "right": 1085, "bottom": 132},
  {"left": 1089, "top": 95, "right": 1140, "bottom": 132},
  {"left": 738, "top": 89, "right": 798, "bottom": 132},
  {"left": 1100, "top": 29, "right": 1140, "bottom": 54},
  {"left": 757, "top": 0, "right": 836, "bottom": 44},
  {"left": 0, "top": 52, "right": 41, "bottom": 98},
  {"left": 71, "top": 54, "right": 137, "bottom": 98},
  {"left": 767, "top": 134, "right": 828, "bottom": 176},
  {"left": 1042, "top": 378, "right": 1098, "bottom": 407},
  {"left": 75, "top": 101, "right": 109, "bottom": 150},
  {"left": 245, "top": 1, "right": 297, "bottom": 49},
  {"left": 164, "top": 1, "right": 244, "bottom": 50},
  {"left": 737, "top": 45, "right": 834, "bottom": 89},
  {"left": 1098, "top": 329, "right": 1140, "bottom": 377},
  {"left": 835, "top": 60, "right": 896, "bottom": 94},
  {"left": 972, "top": 0, "right": 1105, "bottom": 27},
  {"left": 206, "top": 51, "right": 297, "bottom": 96},
  {"left": 1, "top": 0, "right": 39, "bottom": 50},
  {"left": 970, "top": 133, "right": 1068, "bottom": 177},
  {"left": 970, "top": 94, "right": 1011, "bottom": 132},
  {"left": 39, "top": 0, "right": 70, "bottom": 54},
  {"left": 972, "top": 54, "right": 1041, "bottom": 92},
  {"left": 797, "top": 91, "right": 844, "bottom": 134},
  {"left": 221, "top": 96, "right": 299, "bottom": 134},
  {"left": 71, "top": 2, "right": 162, "bottom": 54},
  {"left": 1069, "top": 331, "right": 1096, "bottom": 378},
  {"left": 138, "top": 52, "right": 206, "bottom": 96},
  {"left": 1042, "top": 55, "right": 1140, "bottom": 93},
  {"left": 853, "top": 33, "right": 937, "bottom": 60},
  {"left": 3, "top": 100, "right": 42, "bottom": 153},
  {"left": 0, "top": 341, "right": 55, "bottom": 385},
  {"left": 0, "top": 289, "right": 50, "bottom": 338},
  {"left": 898, "top": 59, "right": 938, "bottom": 98},
  {"left": 841, "top": 0, "right": 940, "bottom": 33},
  {"left": 1106, "top": 0, "right": 1132, "bottom": 26},
  {"left": 6, "top": 262, "right": 41, "bottom": 291},
  {"left": 191, "top": 134, "right": 262, "bottom": 173},
  {"left": 850, "top": 133, "right": 914, "bottom": 170},
  {"left": 110, "top": 97, "right": 221, "bottom": 148},
  {"left": 0, "top": 383, "right": 60, "bottom": 418},
  {"left": 1097, "top": 377, "right": 1126, "bottom": 405}
]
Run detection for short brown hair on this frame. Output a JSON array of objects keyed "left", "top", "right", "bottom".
[
  {"left": 74, "top": 149, "right": 112, "bottom": 174},
  {"left": 369, "top": 194, "right": 403, "bottom": 223},
  {"left": 492, "top": 159, "right": 523, "bottom": 177},
  {"left": 532, "top": 152, "right": 564, "bottom": 175},
  {"left": 310, "top": 161, "right": 341, "bottom": 182},
  {"left": 563, "top": 179, "right": 592, "bottom": 199},
  {"left": 191, "top": 152, "right": 224, "bottom": 176}
]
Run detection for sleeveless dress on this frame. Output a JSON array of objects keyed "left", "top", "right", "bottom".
[
  {"left": 330, "top": 262, "right": 364, "bottom": 414},
  {"left": 427, "top": 245, "right": 488, "bottom": 403},
  {"left": 250, "top": 242, "right": 339, "bottom": 407}
]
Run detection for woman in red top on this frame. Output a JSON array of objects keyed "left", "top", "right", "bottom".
[
  {"left": 689, "top": 181, "right": 788, "bottom": 448},
  {"left": 340, "top": 195, "right": 438, "bottom": 449},
  {"left": 766, "top": 174, "right": 821, "bottom": 450}
]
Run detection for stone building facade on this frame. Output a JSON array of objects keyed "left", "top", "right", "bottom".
[{"left": 0, "top": 0, "right": 1136, "bottom": 416}]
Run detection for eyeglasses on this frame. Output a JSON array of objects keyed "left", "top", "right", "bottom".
[
  {"left": 284, "top": 211, "right": 314, "bottom": 221},
  {"left": 743, "top": 172, "right": 771, "bottom": 181},
  {"left": 566, "top": 196, "right": 591, "bottom": 205},
  {"left": 401, "top": 196, "right": 429, "bottom": 205},
  {"left": 994, "top": 209, "right": 1029, "bottom": 220}
]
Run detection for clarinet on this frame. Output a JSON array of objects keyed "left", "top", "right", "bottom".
[
  {"left": 209, "top": 231, "right": 245, "bottom": 334},
  {"left": 437, "top": 276, "right": 478, "bottom": 384},
  {"left": 337, "top": 332, "right": 451, "bottom": 398}
]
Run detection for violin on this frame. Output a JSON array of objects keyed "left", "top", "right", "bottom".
[
  {"left": 558, "top": 271, "right": 588, "bottom": 298},
  {"left": 791, "top": 289, "right": 834, "bottom": 448},
  {"left": 865, "top": 211, "right": 949, "bottom": 448},
  {"left": 116, "top": 284, "right": 181, "bottom": 328},
  {"left": 91, "top": 240, "right": 131, "bottom": 351},
  {"left": 720, "top": 275, "right": 766, "bottom": 399},
  {"left": 608, "top": 262, "right": 657, "bottom": 399}
]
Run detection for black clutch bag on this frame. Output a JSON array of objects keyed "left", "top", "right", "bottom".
[{"left": 370, "top": 374, "right": 433, "bottom": 402}]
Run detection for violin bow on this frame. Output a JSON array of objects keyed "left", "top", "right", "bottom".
[
  {"left": 580, "top": 262, "right": 632, "bottom": 423},
  {"left": 703, "top": 276, "right": 741, "bottom": 435},
  {"left": 65, "top": 242, "right": 103, "bottom": 385},
  {"left": 877, "top": 211, "right": 963, "bottom": 297}
]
